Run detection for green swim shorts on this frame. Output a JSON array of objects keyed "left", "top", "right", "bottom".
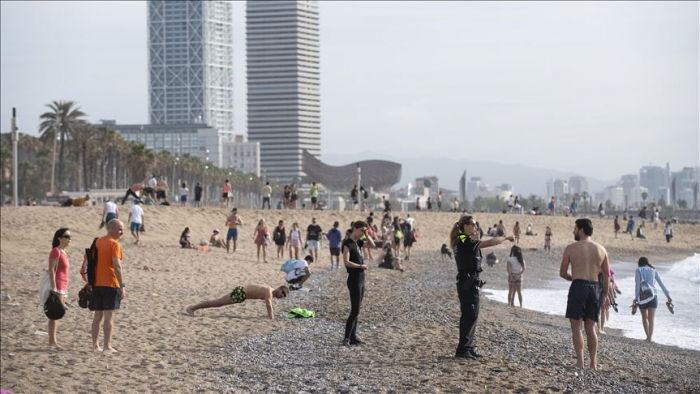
[{"left": 229, "top": 286, "right": 246, "bottom": 304}]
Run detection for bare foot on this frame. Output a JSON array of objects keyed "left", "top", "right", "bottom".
[
  {"left": 104, "top": 347, "right": 117, "bottom": 353},
  {"left": 589, "top": 364, "right": 598, "bottom": 371},
  {"left": 599, "top": 330, "right": 606, "bottom": 335},
  {"left": 185, "top": 306, "right": 195, "bottom": 317},
  {"left": 93, "top": 345, "right": 103, "bottom": 352},
  {"left": 49, "top": 343, "right": 63, "bottom": 350}
]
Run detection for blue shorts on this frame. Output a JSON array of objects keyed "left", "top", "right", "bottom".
[
  {"left": 181, "top": 195, "right": 188, "bottom": 202},
  {"left": 227, "top": 228, "right": 238, "bottom": 241},
  {"left": 130, "top": 222, "right": 141, "bottom": 232},
  {"left": 105, "top": 213, "right": 117, "bottom": 222},
  {"left": 639, "top": 296, "right": 658, "bottom": 309},
  {"left": 565, "top": 279, "right": 600, "bottom": 322}
]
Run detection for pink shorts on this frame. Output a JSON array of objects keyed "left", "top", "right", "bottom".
[{"left": 289, "top": 239, "right": 301, "bottom": 248}]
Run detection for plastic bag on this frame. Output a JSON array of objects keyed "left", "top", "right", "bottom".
[{"left": 38, "top": 270, "right": 52, "bottom": 304}]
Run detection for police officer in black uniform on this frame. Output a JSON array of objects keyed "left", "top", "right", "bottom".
[{"left": 451, "top": 215, "right": 514, "bottom": 359}]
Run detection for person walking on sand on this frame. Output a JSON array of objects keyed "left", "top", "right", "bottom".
[
  {"left": 261, "top": 181, "right": 272, "bottom": 209},
  {"left": 614, "top": 215, "right": 620, "bottom": 238},
  {"left": 544, "top": 226, "right": 553, "bottom": 253},
  {"left": 327, "top": 221, "right": 343, "bottom": 269},
  {"left": 290, "top": 183, "right": 299, "bottom": 209},
  {"left": 273, "top": 220, "right": 287, "bottom": 258},
  {"left": 128, "top": 200, "right": 144, "bottom": 245},
  {"left": 426, "top": 196, "right": 432, "bottom": 211},
  {"left": 627, "top": 216, "right": 636, "bottom": 240},
  {"left": 310, "top": 181, "right": 319, "bottom": 210},
  {"left": 342, "top": 221, "right": 370, "bottom": 346},
  {"left": 664, "top": 221, "right": 673, "bottom": 243},
  {"left": 512, "top": 221, "right": 521, "bottom": 245},
  {"left": 559, "top": 218, "right": 610, "bottom": 370},
  {"left": 306, "top": 217, "right": 323, "bottom": 263},
  {"left": 194, "top": 182, "right": 203, "bottom": 207},
  {"left": 437, "top": 190, "right": 442, "bottom": 212},
  {"left": 180, "top": 182, "right": 189, "bottom": 207},
  {"left": 186, "top": 284, "right": 289, "bottom": 320},
  {"left": 507, "top": 245, "right": 526, "bottom": 308},
  {"left": 91, "top": 219, "right": 126, "bottom": 352},
  {"left": 47, "top": 227, "right": 72, "bottom": 347},
  {"left": 222, "top": 179, "right": 232, "bottom": 209},
  {"left": 451, "top": 217, "right": 514, "bottom": 359},
  {"left": 253, "top": 218, "right": 269, "bottom": 263},
  {"left": 226, "top": 208, "right": 243, "bottom": 253},
  {"left": 287, "top": 222, "right": 303, "bottom": 260},
  {"left": 633, "top": 257, "right": 672, "bottom": 343},
  {"left": 102, "top": 198, "right": 118, "bottom": 226}
]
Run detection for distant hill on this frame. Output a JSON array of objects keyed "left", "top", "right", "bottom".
[{"left": 322, "top": 152, "right": 615, "bottom": 196}]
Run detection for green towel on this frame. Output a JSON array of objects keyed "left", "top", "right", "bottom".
[{"left": 287, "top": 307, "right": 315, "bottom": 319}]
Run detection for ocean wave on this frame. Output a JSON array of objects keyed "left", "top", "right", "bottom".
[{"left": 665, "top": 254, "right": 700, "bottom": 284}]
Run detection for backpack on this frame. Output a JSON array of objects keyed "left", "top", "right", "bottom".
[
  {"left": 280, "top": 259, "right": 298, "bottom": 274},
  {"left": 84, "top": 238, "right": 99, "bottom": 286}
]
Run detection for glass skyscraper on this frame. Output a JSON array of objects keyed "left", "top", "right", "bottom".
[
  {"left": 148, "top": 0, "right": 234, "bottom": 133},
  {"left": 247, "top": 0, "right": 320, "bottom": 182}
]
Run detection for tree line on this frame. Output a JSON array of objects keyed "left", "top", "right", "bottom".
[{"left": 1, "top": 100, "right": 263, "bottom": 202}]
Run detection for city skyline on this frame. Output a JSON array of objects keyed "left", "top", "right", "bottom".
[{"left": 0, "top": 1, "right": 697, "bottom": 182}]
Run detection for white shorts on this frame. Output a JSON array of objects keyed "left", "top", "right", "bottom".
[{"left": 307, "top": 240, "right": 320, "bottom": 250}]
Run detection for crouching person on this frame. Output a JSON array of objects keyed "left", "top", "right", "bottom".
[{"left": 286, "top": 255, "right": 314, "bottom": 291}]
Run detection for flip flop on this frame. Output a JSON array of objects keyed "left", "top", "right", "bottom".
[
  {"left": 666, "top": 300, "right": 674, "bottom": 314},
  {"left": 631, "top": 302, "right": 638, "bottom": 315}
]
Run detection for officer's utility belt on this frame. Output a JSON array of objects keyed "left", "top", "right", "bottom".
[{"left": 456, "top": 272, "right": 486, "bottom": 288}]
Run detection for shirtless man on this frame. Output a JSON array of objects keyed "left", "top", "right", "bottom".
[
  {"left": 186, "top": 284, "right": 289, "bottom": 320},
  {"left": 226, "top": 208, "right": 243, "bottom": 253},
  {"left": 209, "top": 229, "right": 226, "bottom": 248},
  {"left": 559, "top": 218, "right": 610, "bottom": 371}
]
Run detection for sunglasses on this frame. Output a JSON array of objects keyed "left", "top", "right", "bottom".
[{"left": 61, "top": 235, "right": 72, "bottom": 239}]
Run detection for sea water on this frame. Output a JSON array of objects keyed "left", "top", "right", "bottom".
[{"left": 484, "top": 254, "right": 700, "bottom": 351}]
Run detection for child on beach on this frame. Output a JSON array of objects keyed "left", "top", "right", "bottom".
[
  {"left": 180, "top": 227, "right": 196, "bottom": 249},
  {"left": 512, "top": 222, "right": 521, "bottom": 245},
  {"left": 180, "top": 183, "right": 189, "bottom": 207},
  {"left": 544, "top": 226, "right": 552, "bottom": 252}
]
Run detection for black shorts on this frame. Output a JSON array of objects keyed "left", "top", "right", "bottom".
[
  {"left": 565, "top": 280, "right": 599, "bottom": 322},
  {"left": 311, "top": 197, "right": 318, "bottom": 204},
  {"left": 195, "top": 194, "right": 202, "bottom": 202},
  {"left": 89, "top": 286, "right": 121, "bottom": 311},
  {"left": 329, "top": 247, "right": 341, "bottom": 256},
  {"left": 156, "top": 190, "right": 166, "bottom": 199},
  {"left": 287, "top": 276, "right": 305, "bottom": 284}
]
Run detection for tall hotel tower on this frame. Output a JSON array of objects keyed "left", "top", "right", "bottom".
[
  {"left": 247, "top": 0, "right": 320, "bottom": 182},
  {"left": 148, "top": 0, "right": 234, "bottom": 132}
]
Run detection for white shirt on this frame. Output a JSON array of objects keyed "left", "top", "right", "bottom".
[
  {"left": 285, "top": 260, "right": 308, "bottom": 281},
  {"left": 130, "top": 204, "right": 144, "bottom": 224},
  {"left": 180, "top": 187, "right": 189, "bottom": 196},
  {"left": 104, "top": 201, "right": 117, "bottom": 214},
  {"left": 665, "top": 224, "right": 673, "bottom": 235},
  {"left": 406, "top": 217, "right": 415, "bottom": 228},
  {"left": 508, "top": 196, "right": 514, "bottom": 206},
  {"left": 507, "top": 256, "right": 523, "bottom": 274},
  {"left": 148, "top": 177, "right": 157, "bottom": 189}
]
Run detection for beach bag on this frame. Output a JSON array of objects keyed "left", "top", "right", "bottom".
[
  {"left": 38, "top": 271, "right": 52, "bottom": 304},
  {"left": 639, "top": 280, "right": 655, "bottom": 304},
  {"left": 78, "top": 284, "right": 93, "bottom": 309},
  {"left": 44, "top": 292, "right": 65, "bottom": 320},
  {"left": 280, "top": 259, "right": 297, "bottom": 274},
  {"left": 411, "top": 231, "right": 418, "bottom": 243}
]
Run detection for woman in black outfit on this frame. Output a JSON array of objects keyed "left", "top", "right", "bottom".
[
  {"left": 342, "top": 221, "right": 369, "bottom": 346},
  {"left": 450, "top": 215, "right": 513, "bottom": 359}
]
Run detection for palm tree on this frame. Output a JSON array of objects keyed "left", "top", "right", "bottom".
[
  {"left": 70, "top": 122, "right": 96, "bottom": 191},
  {"left": 39, "top": 101, "right": 86, "bottom": 194}
]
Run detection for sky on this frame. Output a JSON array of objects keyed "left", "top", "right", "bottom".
[{"left": 1, "top": 1, "right": 698, "bottom": 181}]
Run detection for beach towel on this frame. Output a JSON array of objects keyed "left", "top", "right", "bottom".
[
  {"left": 38, "top": 271, "right": 52, "bottom": 304},
  {"left": 287, "top": 307, "right": 315, "bottom": 319}
]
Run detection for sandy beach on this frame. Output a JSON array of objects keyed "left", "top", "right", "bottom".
[{"left": 1, "top": 206, "right": 698, "bottom": 393}]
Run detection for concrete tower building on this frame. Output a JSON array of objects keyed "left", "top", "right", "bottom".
[
  {"left": 246, "top": 0, "right": 320, "bottom": 182},
  {"left": 148, "top": 0, "right": 234, "bottom": 132}
]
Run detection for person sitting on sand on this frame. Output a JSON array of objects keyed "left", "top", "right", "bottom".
[
  {"left": 636, "top": 221, "right": 646, "bottom": 239},
  {"left": 285, "top": 255, "right": 313, "bottom": 290},
  {"left": 180, "top": 227, "right": 196, "bottom": 249},
  {"left": 186, "top": 284, "right": 290, "bottom": 320},
  {"left": 61, "top": 194, "right": 91, "bottom": 207},
  {"left": 496, "top": 220, "right": 506, "bottom": 237},
  {"left": 209, "top": 229, "right": 226, "bottom": 248},
  {"left": 525, "top": 223, "right": 537, "bottom": 236},
  {"left": 487, "top": 224, "right": 497, "bottom": 237},
  {"left": 377, "top": 242, "right": 404, "bottom": 271}
]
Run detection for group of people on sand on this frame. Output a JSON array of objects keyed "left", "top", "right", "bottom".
[{"left": 44, "top": 205, "right": 674, "bottom": 370}]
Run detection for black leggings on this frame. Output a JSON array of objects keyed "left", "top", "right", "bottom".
[
  {"left": 344, "top": 272, "right": 365, "bottom": 341},
  {"left": 456, "top": 280, "right": 480, "bottom": 354},
  {"left": 122, "top": 188, "right": 139, "bottom": 205}
]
